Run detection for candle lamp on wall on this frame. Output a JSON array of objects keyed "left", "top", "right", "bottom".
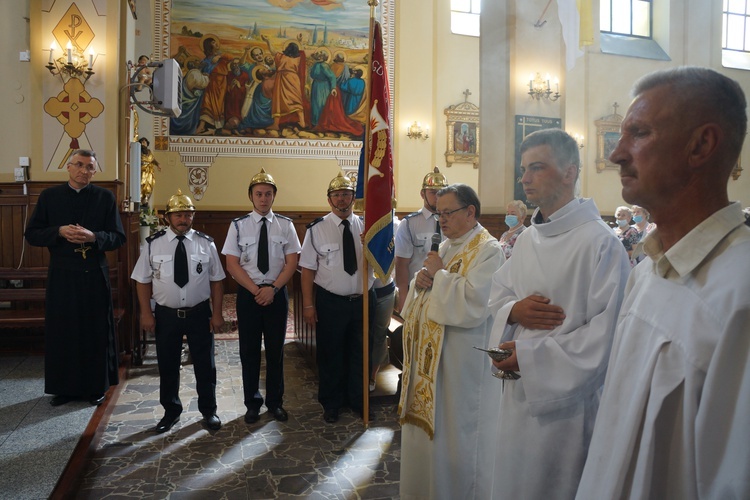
[
  {"left": 528, "top": 72, "right": 561, "bottom": 101},
  {"left": 46, "top": 40, "right": 95, "bottom": 83},
  {"left": 407, "top": 121, "right": 430, "bottom": 140}
]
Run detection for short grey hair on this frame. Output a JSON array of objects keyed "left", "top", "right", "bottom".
[
  {"left": 437, "top": 183, "right": 481, "bottom": 218},
  {"left": 507, "top": 199, "right": 528, "bottom": 219},
  {"left": 68, "top": 149, "right": 98, "bottom": 168},
  {"left": 633, "top": 66, "right": 747, "bottom": 167},
  {"left": 615, "top": 205, "right": 632, "bottom": 220}
]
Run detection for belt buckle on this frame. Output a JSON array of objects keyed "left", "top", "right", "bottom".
[{"left": 177, "top": 309, "right": 186, "bottom": 318}]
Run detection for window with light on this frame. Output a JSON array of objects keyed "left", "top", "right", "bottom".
[
  {"left": 451, "top": 0, "right": 480, "bottom": 37},
  {"left": 723, "top": 0, "right": 750, "bottom": 70},
  {"left": 600, "top": 0, "right": 652, "bottom": 38}
]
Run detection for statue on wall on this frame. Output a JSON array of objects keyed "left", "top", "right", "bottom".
[{"left": 139, "top": 137, "right": 161, "bottom": 206}]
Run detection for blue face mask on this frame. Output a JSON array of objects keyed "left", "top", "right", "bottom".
[
  {"left": 505, "top": 215, "right": 519, "bottom": 227},
  {"left": 633, "top": 215, "right": 644, "bottom": 224},
  {"left": 616, "top": 219, "right": 629, "bottom": 227}
]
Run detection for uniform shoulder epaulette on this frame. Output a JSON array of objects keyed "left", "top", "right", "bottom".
[
  {"left": 276, "top": 214, "right": 293, "bottom": 222},
  {"left": 403, "top": 211, "right": 421, "bottom": 220},
  {"left": 194, "top": 230, "right": 214, "bottom": 242},
  {"left": 146, "top": 229, "right": 166, "bottom": 243},
  {"left": 306, "top": 216, "right": 325, "bottom": 229},
  {"left": 232, "top": 213, "right": 252, "bottom": 223}
]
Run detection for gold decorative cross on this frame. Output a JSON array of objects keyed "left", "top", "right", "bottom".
[{"left": 75, "top": 243, "right": 92, "bottom": 259}]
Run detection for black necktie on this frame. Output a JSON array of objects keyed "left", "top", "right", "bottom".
[
  {"left": 174, "top": 235, "right": 189, "bottom": 288},
  {"left": 258, "top": 217, "right": 269, "bottom": 274},
  {"left": 341, "top": 219, "right": 357, "bottom": 275}
]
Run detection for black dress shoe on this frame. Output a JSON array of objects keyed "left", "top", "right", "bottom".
[
  {"left": 270, "top": 406, "right": 288, "bottom": 422},
  {"left": 155, "top": 413, "right": 180, "bottom": 433},
  {"left": 323, "top": 409, "right": 339, "bottom": 423},
  {"left": 203, "top": 413, "right": 222, "bottom": 431},
  {"left": 50, "top": 395, "right": 72, "bottom": 406},
  {"left": 244, "top": 408, "right": 260, "bottom": 424},
  {"left": 89, "top": 394, "right": 106, "bottom": 406}
]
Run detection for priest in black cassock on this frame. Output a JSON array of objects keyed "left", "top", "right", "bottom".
[{"left": 25, "top": 149, "right": 126, "bottom": 406}]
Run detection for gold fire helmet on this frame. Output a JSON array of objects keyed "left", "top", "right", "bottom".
[
  {"left": 327, "top": 172, "right": 355, "bottom": 195},
  {"left": 248, "top": 167, "right": 277, "bottom": 193},
  {"left": 422, "top": 166, "right": 448, "bottom": 190},
  {"left": 165, "top": 188, "right": 196, "bottom": 214}
]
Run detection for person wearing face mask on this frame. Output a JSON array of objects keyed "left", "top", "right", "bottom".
[
  {"left": 629, "top": 205, "right": 656, "bottom": 264},
  {"left": 499, "top": 199, "right": 528, "bottom": 259},
  {"left": 614, "top": 205, "right": 640, "bottom": 258}
]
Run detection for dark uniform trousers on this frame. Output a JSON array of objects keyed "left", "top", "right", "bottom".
[
  {"left": 315, "top": 287, "right": 374, "bottom": 413},
  {"left": 154, "top": 300, "right": 217, "bottom": 416},
  {"left": 236, "top": 284, "right": 288, "bottom": 412}
]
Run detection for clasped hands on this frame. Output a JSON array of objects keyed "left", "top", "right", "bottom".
[
  {"left": 415, "top": 251, "right": 443, "bottom": 291},
  {"left": 254, "top": 286, "right": 275, "bottom": 306},
  {"left": 59, "top": 223, "right": 95, "bottom": 244}
]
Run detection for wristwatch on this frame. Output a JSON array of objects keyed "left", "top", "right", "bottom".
[{"left": 272, "top": 286, "right": 279, "bottom": 294}]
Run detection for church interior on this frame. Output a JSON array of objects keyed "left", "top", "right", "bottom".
[{"left": 1, "top": 0, "right": 750, "bottom": 497}]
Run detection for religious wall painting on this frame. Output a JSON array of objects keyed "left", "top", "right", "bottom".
[
  {"left": 129, "top": 0, "right": 137, "bottom": 20},
  {"left": 43, "top": 3, "right": 103, "bottom": 171},
  {"left": 445, "top": 89, "right": 479, "bottom": 168},
  {"left": 514, "top": 115, "right": 562, "bottom": 206},
  {"left": 595, "top": 103, "right": 623, "bottom": 173},
  {"left": 152, "top": 0, "right": 395, "bottom": 199}
]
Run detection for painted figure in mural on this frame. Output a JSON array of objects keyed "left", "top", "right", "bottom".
[
  {"left": 312, "top": 49, "right": 364, "bottom": 137},
  {"left": 195, "top": 35, "right": 233, "bottom": 135},
  {"left": 309, "top": 50, "right": 337, "bottom": 128},
  {"left": 340, "top": 67, "right": 366, "bottom": 116},
  {"left": 239, "top": 66, "right": 276, "bottom": 133},
  {"left": 170, "top": 63, "right": 209, "bottom": 135},
  {"left": 262, "top": 34, "right": 308, "bottom": 131},
  {"left": 140, "top": 137, "right": 161, "bottom": 207},
  {"left": 223, "top": 58, "right": 250, "bottom": 134},
  {"left": 331, "top": 52, "right": 350, "bottom": 86},
  {"left": 238, "top": 46, "right": 265, "bottom": 120}
]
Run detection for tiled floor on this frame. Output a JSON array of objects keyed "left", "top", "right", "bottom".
[
  {"left": 0, "top": 354, "right": 96, "bottom": 499},
  {"left": 77, "top": 340, "right": 403, "bottom": 499}
]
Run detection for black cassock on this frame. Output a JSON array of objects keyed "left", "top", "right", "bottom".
[{"left": 25, "top": 183, "right": 126, "bottom": 397}]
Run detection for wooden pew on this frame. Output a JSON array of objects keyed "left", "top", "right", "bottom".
[{"left": 0, "top": 266, "right": 125, "bottom": 337}]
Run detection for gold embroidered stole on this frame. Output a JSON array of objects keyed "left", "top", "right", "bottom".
[{"left": 398, "top": 228, "right": 492, "bottom": 439}]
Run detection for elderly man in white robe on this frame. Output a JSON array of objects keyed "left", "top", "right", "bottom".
[
  {"left": 399, "top": 183, "right": 504, "bottom": 500},
  {"left": 576, "top": 68, "right": 750, "bottom": 499},
  {"left": 485, "top": 128, "right": 631, "bottom": 499}
]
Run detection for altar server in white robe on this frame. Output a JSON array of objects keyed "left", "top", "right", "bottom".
[
  {"left": 486, "top": 128, "right": 630, "bottom": 499},
  {"left": 399, "top": 183, "right": 504, "bottom": 500},
  {"left": 577, "top": 67, "right": 750, "bottom": 500}
]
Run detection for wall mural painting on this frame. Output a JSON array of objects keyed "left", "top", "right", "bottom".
[
  {"left": 154, "top": 0, "right": 393, "bottom": 199},
  {"left": 166, "top": 0, "right": 382, "bottom": 141}
]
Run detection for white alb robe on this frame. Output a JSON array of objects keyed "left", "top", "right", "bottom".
[
  {"left": 485, "top": 198, "right": 630, "bottom": 499},
  {"left": 577, "top": 203, "right": 750, "bottom": 499},
  {"left": 400, "top": 224, "right": 504, "bottom": 500}
]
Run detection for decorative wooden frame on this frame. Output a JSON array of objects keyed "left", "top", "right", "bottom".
[
  {"left": 444, "top": 89, "right": 480, "bottom": 168},
  {"left": 151, "top": 0, "right": 395, "bottom": 199},
  {"left": 595, "top": 103, "right": 623, "bottom": 173}
]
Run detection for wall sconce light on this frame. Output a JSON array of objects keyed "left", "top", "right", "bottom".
[
  {"left": 407, "top": 121, "right": 429, "bottom": 140},
  {"left": 46, "top": 41, "right": 95, "bottom": 83},
  {"left": 528, "top": 72, "right": 560, "bottom": 101},
  {"left": 573, "top": 133, "right": 585, "bottom": 149}
]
